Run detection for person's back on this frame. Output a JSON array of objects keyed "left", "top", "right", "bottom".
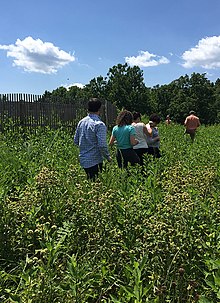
[
  {"left": 75, "top": 114, "right": 107, "bottom": 168},
  {"left": 74, "top": 98, "right": 110, "bottom": 180},
  {"left": 132, "top": 122, "right": 148, "bottom": 149},
  {"left": 146, "top": 125, "right": 160, "bottom": 148},
  {"left": 109, "top": 110, "right": 140, "bottom": 168},
  {"left": 184, "top": 110, "right": 200, "bottom": 142},
  {"left": 146, "top": 113, "right": 161, "bottom": 158},
  {"left": 184, "top": 114, "right": 200, "bottom": 130},
  {"left": 165, "top": 115, "right": 171, "bottom": 125},
  {"left": 112, "top": 124, "right": 135, "bottom": 149}
]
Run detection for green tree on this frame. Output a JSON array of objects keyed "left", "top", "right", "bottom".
[
  {"left": 50, "top": 86, "right": 68, "bottom": 103},
  {"left": 212, "top": 78, "right": 220, "bottom": 123},
  {"left": 150, "top": 84, "right": 174, "bottom": 119},
  {"left": 153, "top": 73, "right": 216, "bottom": 124},
  {"left": 83, "top": 76, "right": 108, "bottom": 100},
  {"left": 67, "top": 85, "right": 86, "bottom": 102},
  {"left": 106, "top": 63, "right": 151, "bottom": 113},
  {"left": 187, "top": 73, "right": 215, "bottom": 124},
  {"left": 167, "top": 75, "right": 193, "bottom": 123}
]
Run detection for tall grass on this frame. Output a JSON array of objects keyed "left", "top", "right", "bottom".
[{"left": 0, "top": 123, "right": 219, "bottom": 302}]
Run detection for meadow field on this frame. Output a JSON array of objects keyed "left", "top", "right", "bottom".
[{"left": 0, "top": 123, "right": 219, "bottom": 303}]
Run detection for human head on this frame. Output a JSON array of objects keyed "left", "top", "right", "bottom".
[
  {"left": 149, "top": 113, "right": 161, "bottom": 125},
  {"left": 116, "top": 110, "right": 133, "bottom": 126},
  {"left": 133, "top": 112, "right": 141, "bottom": 121},
  {"left": 88, "top": 98, "right": 102, "bottom": 113},
  {"left": 189, "top": 110, "right": 195, "bottom": 115}
]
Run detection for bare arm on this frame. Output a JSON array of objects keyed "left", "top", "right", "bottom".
[
  {"left": 143, "top": 125, "right": 152, "bottom": 137},
  {"left": 130, "top": 135, "right": 139, "bottom": 146},
  {"left": 109, "top": 135, "right": 116, "bottom": 146}
]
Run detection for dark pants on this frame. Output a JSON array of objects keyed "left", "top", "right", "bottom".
[
  {"left": 148, "top": 147, "right": 161, "bottom": 158},
  {"left": 134, "top": 148, "right": 149, "bottom": 166},
  {"left": 116, "top": 148, "right": 140, "bottom": 168},
  {"left": 84, "top": 163, "right": 103, "bottom": 180}
]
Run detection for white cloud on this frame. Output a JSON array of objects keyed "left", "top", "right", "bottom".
[
  {"left": 0, "top": 36, "right": 75, "bottom": 74},
  {"left": 65, "top": 82, "right": 85, "bottom": 89},
  {"left": 72, "top": 82, "right": 84, "bottom": 88},
  {"left": 181, "top": 36, "right": 220, "bottom": 69},
  {"left": 125, "top": 50, "right": 170, "bottom": 67}
]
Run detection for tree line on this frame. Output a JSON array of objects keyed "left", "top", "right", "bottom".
[{"left": 42, "top": 63, "right": 220, "bottom": 124}]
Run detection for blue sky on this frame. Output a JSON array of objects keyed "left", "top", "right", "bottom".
[{"left": 1, "top": 0, "right": 220, "bottom": 94}]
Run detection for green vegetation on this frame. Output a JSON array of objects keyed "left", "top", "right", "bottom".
[
  {"left": 42, "top": 64, "right": 220, "bottom": 124},
  {"left": 0, "top": 124, "right": 219, "bottom": 302}
]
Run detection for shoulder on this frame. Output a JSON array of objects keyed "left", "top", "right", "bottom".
[
  {"left": 96, "top": 120, "right": 107, "bottom": 130},
  {"left": 128, "top": 125, "right": 136, "bottom": 134},
  {"left": 135, "top": 122, "right": 144, "bottom": 127},
  {"left": 112, "top": 125, "right": 118, "bottom": 133},
  {"left": 127, "top": 124, "right": 135, "bottom": 130},
  {"left": 77, "top": 115, "right": 88, "bottom": 126}
]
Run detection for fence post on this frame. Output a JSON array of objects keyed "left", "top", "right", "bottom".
[{"left": 0, "top": 94, "right": 118, "bottom": 129}]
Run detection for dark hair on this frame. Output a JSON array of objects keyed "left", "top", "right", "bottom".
[
  {"left": 149, "top": 113, "right": 161, "bottom": 124},
  {"left": 116, "top": 110, "right": 133, "bottom": 126},
  {"left": 88, "top": 98, "right": 102, "bottom": 112},
  {"left": 133, "top": 112, "right": 141, "bottom": 121}
]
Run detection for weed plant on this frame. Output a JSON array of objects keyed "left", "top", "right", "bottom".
[{"left": 0, "top": 123, "right": 219, "bottom": 302}]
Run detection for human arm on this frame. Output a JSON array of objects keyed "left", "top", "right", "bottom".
[
  {"left": 74, "top": 126, "right": 79, "bottom": 146},
  {"left": 130, "top": 135, "right": 139, "bottom": 146},
  {"left": 96, "top": 123, "right": 111, "bottom": 161},
  {"left": 143, "top": 124, "right": 152, "bottom": 137},
  {"left": 184, "top": 117, "right": 188, "bottom": 127},
  {"left": 147, "top": 126, "right": 160, "bottom": 145},
  {"left": 109, "top": 134, "right": 116, "bottom": 147},
  {"left": 130, "top": 125, "right": 139, "bottom": 146}
]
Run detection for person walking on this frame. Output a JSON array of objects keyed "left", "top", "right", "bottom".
[
  {"left": 165, "top": 115, "right": 171, "bottom": 125},
  {"left": 74, "top": 98, "right": 111, "bottom": 180},
  {"left": 184, "top": 110, "right": 201, "bottom": 142},
  {"left": 132, "top": 112, "right": 152, "bottom": 166},
  {"left": 146, "top": 114, "right": 161, "bottom": 158},
  {"left": 109, "top": 110, "right": 140, "bottom": 168}
]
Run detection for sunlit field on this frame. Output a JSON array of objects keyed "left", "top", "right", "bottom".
[{"left": 0, "top": 123, "right": 219, "bottom": 303}]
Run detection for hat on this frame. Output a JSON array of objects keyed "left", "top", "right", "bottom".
[{"left": 189, "top": 110, "right": 195, "bottom": 115}]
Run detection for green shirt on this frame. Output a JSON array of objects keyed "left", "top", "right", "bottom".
[{"left": 112, "top": 125, "right": 136, "bottom": 149}]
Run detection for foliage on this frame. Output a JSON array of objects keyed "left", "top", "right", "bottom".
[
  {"left": 0, "top": 123, "right": 219, "bottom": 302},
  {"left": 41, "top": 66, "right": 220, "bottom": 124}
]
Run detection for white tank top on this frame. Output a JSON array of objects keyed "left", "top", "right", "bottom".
[{"left": 132, "top": 122, "right": 148, "bottom": 149}]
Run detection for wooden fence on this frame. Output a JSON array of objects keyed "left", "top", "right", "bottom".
[{"left": 0, "top": 94, "right": 118, "bottom": 130}]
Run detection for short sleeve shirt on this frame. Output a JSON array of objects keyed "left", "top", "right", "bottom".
[{"left": 112, "top": 125, "right": 136, "bottom": 149}]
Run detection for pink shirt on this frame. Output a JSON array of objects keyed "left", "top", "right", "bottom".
[{"left": 184, "top": 115, "right": 200, "bottom": 130}]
